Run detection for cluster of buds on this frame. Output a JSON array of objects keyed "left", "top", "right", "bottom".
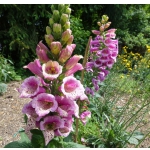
[
  {"left": 85, "top": 15, "right": 118, "bottom": 95},
  {"left": 18, "top": 4, "right": 89, "bottom": 146}
]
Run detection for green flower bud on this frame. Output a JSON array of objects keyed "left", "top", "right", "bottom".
[
  {"left": 102, "top": 15, "right": 109, "bottom": 22},
  {"left": 49, "top": 18, "right": 54, "bottom": 28},
  {"left": 64, "top": 4, "right": 70, "bottom": 8},
  {"left": 63, "top": 21, "right": 70, "bottom": 31},
  {"left": 51, "top": 4, "right": 57, "bottom": 12},
  {"left": 65, "top": 8, "right": 71, "bottom": 15},
  {"left": 53, "top": 10, "right": 60, "bottom": 23},
  {"left": 60, "top": 14, "right": 69, "bottom": 26},
  {"left": 50, "top": 41, "right": 62, "bottom": 55},
  {"left": 53, "top": 23, "right": 62, "bottom": 40},
  {"left": 61, "top": 29, "right": 72, "bottom": 46},
  {"left": 46, "top": 26, "right": 51, "bottom": 35},
  {"left": 45, "top": 34, "right": 54, "bottom": 47},
  {"left": 58, "top": 4, "right": 65, "bottom": 13}
]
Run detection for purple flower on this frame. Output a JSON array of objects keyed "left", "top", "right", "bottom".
[
  {"left": 42, "top": 60, "right": 63, "bottom": 80},
  {"left": 36, "top": 41, "right": 50, "bottom": 63},
  {"left": 23, "top": 59, "right": 43, "bottom": 78},
  {"left": 22, "top": 101, "right": 38, "bottom": 119},
  {"left": 32, "top": 93, "right": 58, "bottom": 117},
  {"left": 55, "top": 96, "right": 79, "bottom": 118},
  {"left": 65, "top": 55, "right": 83, "bottom": 70},
  {"left": 55, "top": 117, "right": 73, "bottom": 137},
  {"left": 60, "top": 76, "right": 85, "bottom": 100},
  {"left": 65, "top": 63, "right": 83, "bottom": 76},
  {"left": 18, "top": 76, "right": 45, "bottom": 98},
  {"left": 40, "top": 115, "right": 64, "bottom": 145},
  {"left": 80, "top": 111, "right": 91, "bottom": 125},
  {"left": 85, "top": 87, "right": 94, "bottom": 96}
]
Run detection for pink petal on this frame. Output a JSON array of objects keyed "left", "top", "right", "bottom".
[{"left": 42, "top": 130, "right": 54, "bottom": 146}]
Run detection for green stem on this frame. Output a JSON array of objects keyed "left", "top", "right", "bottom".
[{"left": 74, "top": 36, "right": 92, "bottom": 143}]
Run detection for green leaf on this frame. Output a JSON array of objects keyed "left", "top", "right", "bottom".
[
  {"left": 30, "top": 129, "right": 45, "bottom": 148},
  {"left": 4, "top": 141, "right": 33, "bottom": 148},
  {"left": 63, "top": 132, "right": 73, "bottom": 142},
  {"left": 63, "top": 142, "right": 88, "bottom": 148},
  {"left": 47, "top": 138, "right": 63, "bottom": 148},
  {"left": 19, "top": 130, "right": 30, "bottom": 143},
  {"left": 128, "top": 137, "right": 139, "bottom": 145}
]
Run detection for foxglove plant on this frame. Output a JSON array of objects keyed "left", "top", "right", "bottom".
[
  {"left": 17, "top": 4, "right": 89, "bottom": 146},
  {"left": 85, "top": 15, "right": 118, "bottom": 96}
]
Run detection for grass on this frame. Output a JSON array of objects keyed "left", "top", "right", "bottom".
[{"left": 77, "top": 48, "right": 150, "bottom": 148}]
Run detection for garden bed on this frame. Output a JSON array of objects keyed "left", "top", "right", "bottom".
[{"left": 0, "top": 81, "right": 150, "bottom": 148}]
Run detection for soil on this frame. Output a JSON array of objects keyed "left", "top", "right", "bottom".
[{"left": 0, "top": 81, "right": 150, "bottom": 148}]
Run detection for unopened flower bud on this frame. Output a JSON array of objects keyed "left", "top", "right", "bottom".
[
  {"left": 36, "top": 41, "right": 49, "bottom": 63},
  {"left": 65, "top": 8, "right": 71, "bottom": 15},
  {"left": 51, "top": 4, "right": 57, "bottom": 12},
  {"left": 58, "top": 4, "right": 65, "bottom": 12},
  {"left": 97, "top": 22, "right": 101, "bottom": 26},
  {"left": 53, "top": 23, "right": 62, "bottom": 40},
  {"left": 61, "top": 29, "right": 72, "bottom": 45},
  {"left": 64, "top": 4, "right": 70, "bottom": 8},
  {"left": 102, "top": 15, "right": 109, "bottom": 22},
  {"left": 53, "top": 23, "right": 61, "bottom": 34},
  {"left": 49, "top": 18, "right": 54, "bottom": 28},
  {"left": 104, "top": 22, "right": 111, "bottom": 29},
  {"left": 45, "top": 34, "right": 54, "bottom": 47},
  {"left": 59, "top": 44, "right": 76, "bottom": 63},
  {"left": 60, "top": 14, "right": 69, "bottom": 26},
  {"left": 101, "top": 19, "right": 105, "bottom": 24},
  {"left": 46, "top": 26, "right": 51, "bottom": 35},
  {"left": 63, "top": 21, "right": 70, "bottom": 30},
  {"left": 50, "top": 42, "right": 62, "bottom": 55},
  {"left": 100, "top": 25, "right": 105, "bottom": 32},
  {"left": 67, "top": 35, "right": 74, "bottom": 45},
  {"left": 53, "top": 10, "right": 60, "bottom": 23}
]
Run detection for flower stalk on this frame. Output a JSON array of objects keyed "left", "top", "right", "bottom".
[{"left": 74, "top": 36, "right": 92, "bottom": 143}]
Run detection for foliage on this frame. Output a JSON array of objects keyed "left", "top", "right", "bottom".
[
  {"left": 4, "top": 129, "right": 88, "bottom": 148},
  {"left": 0, "top": 54, "right": 21, "bottom": 82},
  {"left": 70, "top": 16, "right": 90, "bottom": 55},
  {"left": 0, "top": 4, "right": 52, "bottom": 70},
  {"left": 0, "top": 83, "right": 7, "bottom": 95}
]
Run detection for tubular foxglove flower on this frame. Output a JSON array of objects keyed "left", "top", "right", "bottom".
[
  {"left": 23, "top": 59, "right": 43, "bottom": 77},
  {"left": 65, "top": 55, "right": 83, "bottom": 70},
  {"left": 55, "top": 96, "right": 79, "bottom": 118},
  {"left": 40, "top": 116, "right": 64, "bottom": 145},
  {"left": 32, "top": 93, "right": 58, "bottom": 117},
  {"left": 58, "top": 44, "right": 75, "bottom": 63},
  {"left": 55, "top": 117, "right": 73, "bottom": 137},
  {"left": 18, "top": 76, "right": 45, "bottom": 98},
  {"left": 65, "top": 63, "right": 83, "bottom": 76},
  {"left": 36, "top": 42, "right": 50, "bottom": 63},
  {"left": 80, "top": 111, "right": 91, "bottom": 125},
  {"left": 60, "top": 76, "right": 86, "bottom": 100},
  {"left": 42, "top": 60, "right": 63, "bottom": 80}
]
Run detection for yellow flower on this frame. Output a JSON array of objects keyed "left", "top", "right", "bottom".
[
  {"left": 147, "top": 49, "right": 150, "bottom": 53},
  {"left": 128, "top": 68, "right": 132, "bottom": 71}
]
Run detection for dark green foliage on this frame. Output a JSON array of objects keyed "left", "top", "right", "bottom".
[
  {"left": 0, "top": 4, "right": 52, "bottom": 70},
  {"left": 70, "top": 15, "right": 90, "bottom": 56}
]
